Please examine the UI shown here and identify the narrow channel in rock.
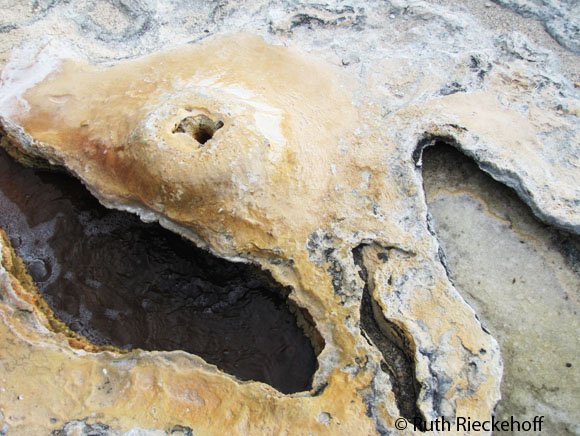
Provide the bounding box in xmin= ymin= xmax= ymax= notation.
xmin=0 ymin=147 xmax=318 ymax=394
xmin=353 ymin=244 xmax=423 ymax=425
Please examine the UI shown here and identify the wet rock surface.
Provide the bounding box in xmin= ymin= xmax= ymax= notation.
xmin=0 ymin=148 xmax=317 ymax=394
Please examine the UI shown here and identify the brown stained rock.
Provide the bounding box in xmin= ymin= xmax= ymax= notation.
xmin=0 ymin=33 xmax=506 ymax=434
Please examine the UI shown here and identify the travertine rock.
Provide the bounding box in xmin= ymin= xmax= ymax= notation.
xmin=0 ymin=33 xmax=503 ymax=435
xmin=0 ymin=1 xmax=578 ymax=434
xmin=423 ymin=145 xmax=580 ymax=435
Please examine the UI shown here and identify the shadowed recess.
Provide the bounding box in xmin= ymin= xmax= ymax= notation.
xmin=0 ymin=147 xmax=318 ymax=394
xmin=353 ymin=244 xmax=424 ymax=426
xmin=173 ymin=114 xmax=224 ymax=145
xmin=420 ymin=140 xmax=580 ymax=433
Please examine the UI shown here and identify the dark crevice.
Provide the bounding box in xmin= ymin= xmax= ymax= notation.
xmin=352 ymin=244 xmax=424 ymax=427
xmin=0 ymin=145 xmax=319 ymax=394
xmin=173 ymin=114 xmax=223 ymax=145
xmin=413 ymin=133 xmax=459 ymax=168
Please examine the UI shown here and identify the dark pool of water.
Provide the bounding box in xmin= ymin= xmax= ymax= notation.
xmin=0 ymin=148 xmax=317 ymax=394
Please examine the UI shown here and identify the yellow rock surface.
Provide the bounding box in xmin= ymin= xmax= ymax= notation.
xmin=0 ymin=34 xmax=504 ymax=434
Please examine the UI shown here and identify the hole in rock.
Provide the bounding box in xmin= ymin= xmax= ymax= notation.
xmin=172 ymin=114 xmax=223 ymax=145
xmin=0 ymin=147 xmax=318 ymax=394
xmin=420 ymin=140 xmax=580 ymax=433
xmin=353 ymin=245 xmax=424 ymax=426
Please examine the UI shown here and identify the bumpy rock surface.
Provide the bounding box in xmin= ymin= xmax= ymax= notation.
xmin=492 ymin=0 xmax=580 ymax=53
xmin=0 ymin=1 xmax=578 ymax=434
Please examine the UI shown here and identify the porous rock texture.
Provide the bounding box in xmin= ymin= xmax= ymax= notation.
xmin=0 ymin=1 xmax=578 ymax=435
xmin=491 ymin=0 xmax=580 ymax=53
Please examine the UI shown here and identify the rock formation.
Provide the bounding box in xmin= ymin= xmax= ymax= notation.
xmin=423 ymin=144 xmax=580 ymax=434
xmin=0 ymin=1 xmax=577 ymax=434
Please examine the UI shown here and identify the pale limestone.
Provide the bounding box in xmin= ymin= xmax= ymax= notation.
xmin=0 ymin=1 xmax=578 ymax=434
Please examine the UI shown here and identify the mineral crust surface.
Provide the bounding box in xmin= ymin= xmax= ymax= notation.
xmin=0 ymin=1 xmax=578 ymax=434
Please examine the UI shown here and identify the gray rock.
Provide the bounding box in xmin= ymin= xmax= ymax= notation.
xmin=492 ymin=0 xmax=580 ymax=53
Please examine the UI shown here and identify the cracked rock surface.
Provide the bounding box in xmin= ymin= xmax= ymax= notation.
xmin=0 ymin=0 xmax=578 ymax=434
